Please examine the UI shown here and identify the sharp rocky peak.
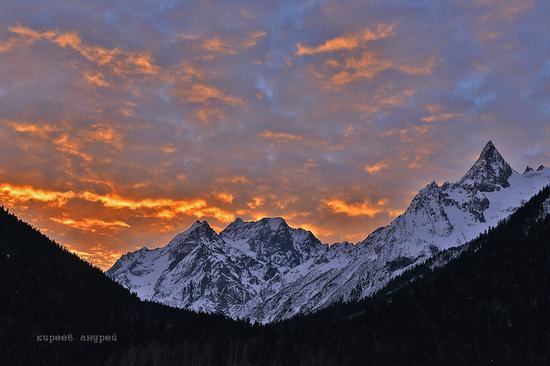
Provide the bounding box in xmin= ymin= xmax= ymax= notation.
xmin=457 ymin=141 xmax=514 ymax=192
xmin=221 ymin=217 xmax=289 ymax=236
xmin=223 ymin=217 xmax=245 ymax=232
xmin=187 ymin=219 xmax=214 ymax=233
xmin=258 ymin=217 xmax=288 ymax=230
xmin=166 ymin=219 xmax=217 ymax=247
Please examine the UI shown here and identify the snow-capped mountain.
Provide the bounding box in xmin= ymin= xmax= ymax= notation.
xmin=107 ymin=141 xmax=550 ymax=323
xmin=108 ymin=216 xmax=326 ymax=317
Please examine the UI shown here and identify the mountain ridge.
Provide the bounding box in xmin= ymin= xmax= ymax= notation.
xmin=107 ymin=141 xmax=550 ymax=323
xmin=4 ymin=182 xmax=550 ymax=365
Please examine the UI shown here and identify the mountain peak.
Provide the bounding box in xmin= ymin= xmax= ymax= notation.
xmin=458 ymin=141 xmax=514 ymax=192
xmin=166 ymin=219 xmax=216 ymax=248
xmin=259 ymin=217 xmax=287 ymax=229
xmin=480 ymin=140 xmax=496 ymax=157
xmin=189 ymin=219 xmax=212 ymax=231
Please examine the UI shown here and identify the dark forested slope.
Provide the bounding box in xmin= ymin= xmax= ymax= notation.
xmin=0 ymin=206 xmax=254 ymax=366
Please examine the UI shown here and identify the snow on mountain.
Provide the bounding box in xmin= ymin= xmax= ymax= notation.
xmin=107 ymin=217 xmax=325 ymax=317
xmin=107 ymin=141 xmax=550 ymax=323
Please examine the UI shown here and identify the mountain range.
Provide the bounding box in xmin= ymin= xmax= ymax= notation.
xmin=3 ymin=144 xmax=550 ymax=365
xmin=107 ymin=141 xmax=550 ymax=323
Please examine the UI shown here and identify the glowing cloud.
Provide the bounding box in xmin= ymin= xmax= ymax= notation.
xmin=179 ymin=83 xmax=244 ymax=106
xmin=6 ymin=25 xmax=160 ymax=76
xmin=365 ymin=162 xmax=389 ymax=174
xmin=50 ymin=217 xmax=131 ymax=232
xmin=0 ymin=184 xmax=75 ymax=206
xmin=215 ymin=192 xmax=234 ymax=203
xmin=421 ymin=104 xmax=463 ymax=123
xmin=325 ymin=53 xmax=437 ymax=86
xmin=322 ymin=199 xmax=389 ymax=217
xmin=296 ymin=23 xmax=396 ymax=55
xmin=0 ymin=0 xmax=548 ymax=270
xmin=247 ymin=197 xmax=264 ymax=209
xmin=258 ymin=130 xmax=304 ymax=142
xmin=199 ymin=31 xmax=266 ymax=57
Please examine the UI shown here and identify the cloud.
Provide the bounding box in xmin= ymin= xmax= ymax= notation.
xmin=0 ymin=182 xmax=232 ymax=222
xmin=2 ymin=119 xmax=123 ymax=160
xmin=214 ymin=192 xmax=234 ymax=203
xmin=247 ymin=196 xmax=264 ymax=209
xmin=176 ymin=83 xmax=244 ymax=106
xmin=474 ymin=0 xmax=537 ymax=20
xmin=323 ymin=53 xmax=437 ymax=86
xmin=0 ymin=0 xmax=549 ymax=269
xmin=5 ymin=24 xmax=160 ymax=77
xmin=0 ymin=183 xmax=75 ymax=206
xmin=364 ymin=162 xmax=389 ymax=174
xmin=67 ymin=243 xmax=125 ymax=269
xmin=258 ymin=130 xmax=304 ymax=142
xmin=171 ymin=82 xmax=244 ymax=122
xmin=50 ymin=217 xmax=131 ymax=232
xmin=421 ymin=104 xmax=463 ymax=123
xmin=1 ymin=120 xmax=58 ymax=138
xmin=296 ymin=23 xmax=396 ymax=55
xmin=322 ymin=198 xmax=388 ymax=217
xmin=79 ymin=191 xmax=207 ymax=212
xmin=83 ymin=71 xmax=110 ymax=87
xmin=200 ymin=31 xmax=266 ymax=56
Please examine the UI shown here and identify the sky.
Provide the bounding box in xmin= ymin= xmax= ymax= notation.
xmin=0 ymin=0 xmax=549 ymax=269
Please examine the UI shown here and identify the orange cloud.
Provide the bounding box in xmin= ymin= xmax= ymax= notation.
xmin=258 ymin=130 xmax=304 ymax=142
xmin=296 ymin=23 xmax=396 ymax=55
xmin=195 ymin=107 xmax=225 ymax=123
xmin=297 ymin=223 xmax=335 ymax=238
xmin=226 ymin=176 xmax=249 ymax=184
xmin=325 ymin=53 xmax=437 ymax=86
xmin=178 ymin=83 xmax=244 ymax=106
xmin=0 ymin=182 xmax=235 ymax=224
xmin=215 ymin=192 xmax=234 ymax=203
xmin=322 ymin=198 xmax=386 ymax=217
xmin=0 ymin=27 xmax=41 ymax=52
xmin=80 ymin=191 xmax=207 ymax=211
xmin=364 ymin=162 xmax=389 ymax=174
xmin=67 ymin=243 xmax=125 ymax=269
xmin=53 ymin=133 xmax=94 ymax=161
xmin=50 ymin=217 xmax=131 ymax=232
xmin=2 ymin=119 xmax=123 ymax=159
xmin=0 ymin=183 xmax=75 ymax=206
xmin=7 ymin=24 xmax=56 ymax=42
xmin=421 ymin=113 xmax=462 ymax=123
xmin=247 ymin=196 xmax=264 ymax=209
xmin=191 ymin=207 xmax=235 ymax=223
xmin=84 ymin=123 xmax=123 ymax=148
xmin=421 ymin=104 xmax=463 ymax=123
xmin=121 ymin=52 xmax=160 ymax=75
xmin=199 ymin=31 xmax=266 ymax=57
xmin=396 ymin=56 xmax=437 ymax=76
xmin=1 ymin=120 xmax=58 ymax=137
xmin=161 ymin=144 xmax=178 ymax=154
xmin=84 ymin=71 xmax=110 ymax=87
xmin=6 ymin=25 xmax=160 ymax=77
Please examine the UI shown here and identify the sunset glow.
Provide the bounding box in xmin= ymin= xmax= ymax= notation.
xmin=1 ymin=0 xmax=549 ymax=270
